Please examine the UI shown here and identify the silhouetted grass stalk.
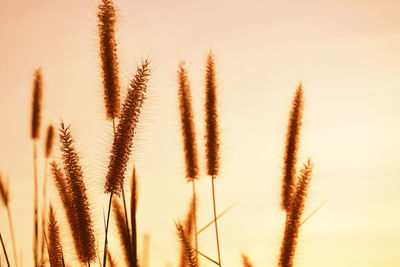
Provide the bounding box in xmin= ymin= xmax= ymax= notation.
xmin=0 ymin=232 xmax=11 ymax=267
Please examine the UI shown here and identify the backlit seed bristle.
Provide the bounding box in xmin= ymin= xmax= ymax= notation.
xmin=0 ymin=174 xmax=9 ymax=208
xmin=31 ymin=68 xmax=42 ymax=140
xmin=98 ymin=0 xmax=120 ymax=120
xmin=45 ymin=125 xmax=55 ymax=158
xmin=279 ymin=160 xmax=313 ymax=267
xmin=205 ymin=51 xmax=220 ymax=177
xmin=58 ymin=123 xmax=96 ymax=263
xmin=105 ymin=61 xmax=150 ymax=195
xmin=178 ymin=62 xmax=199 ymax=181
xmin=281 ymin=84 xmax=304 ymax=211
xmin=176 ymin=223 xmax=198 ymax=267
xmin=113 ymin=198 xmax=133 ymax=266
xmin=47 ymin=205 xmax=64 ymax=267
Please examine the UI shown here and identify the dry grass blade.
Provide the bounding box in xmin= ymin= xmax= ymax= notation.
xmin=205 ymin=52 xmax=220 ymax=177
xmin=241 ymin=253 xmax=253 ymax=267
xmin=130 ymin=168 xmax=139 ymax=267
xmin=113 ymin=198 xmax=133 ymax=266
xmin=31 ymin=68 xmax=42 ymax=140
xmin=176 ymin=223 xmax=198 ymax=267
xmin=105 ymin=61 xmax=150 ymax=195
xmin=281 ymin=84 xmax=304 ymax=211
xmin=98 ymin=0 xmax=120 ymax=120
xmin=59 ymin=123 xmax=96 ymax=263
xmin=178 ymin=62 xmax=199 ymax=181
xmin=279 ymin=160 xmax=313 ymax=267
xmin=45 ymin=125 xmax=55 ymax=158
xmin=47 ymin=206 xmax=64 ymax=267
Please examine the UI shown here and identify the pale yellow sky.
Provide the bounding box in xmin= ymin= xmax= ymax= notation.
xmin=0 ymin=0 xmax=400 ymax=266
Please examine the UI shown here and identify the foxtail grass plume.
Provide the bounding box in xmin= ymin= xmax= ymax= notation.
xmin=279 ymin=160 xmax=313 ymax=267
xmin=45 ymin=125 xmax=55 ymax=158
xmin=47 ymin=205 xmax=64 ymax=267
xmin=59 ymin=123 xmax=96 ymax=263
xmin=31 ymin=69 xmax=42 ymax=140
xmin=105 ymin=61 xmax=150 ymax=195
xmin=113 ymin=198 xmax=133 ymax=266
xmin=281 ymin=84 xmax=304 ymax=211
xmin=241 ymin=253 xmax=254 ymax=267
xmin=178 ymin=62 xmax=199 ymax=181
xmin=0 ymin=174 xmax=9 ymax=207
xmin=176 ymin=223 xmax=198 ymax=267
xmin=98 ymin=0 xmax=120 ymax=120
xmin=205 ymin=52 xmax=220 ymax=177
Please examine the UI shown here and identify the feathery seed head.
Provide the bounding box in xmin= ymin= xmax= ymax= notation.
xmin=31 ymin=68 xmax=42 ymax=140
xmin=281 ymin=83 xmax=304 ymax=211
xmin=178 ymin=62 xmax=199 ymax=181
xmin=105 ymin=61 xmax=150 ymax=195
xmin=205 ymin=52 xmax=220 ymax=177
xmin=58 ymin=123 xmax=96 ymax=263
xmin=47 ymin=205 xmax=64 ymax=267
xmin=176 ymin=222 xmax=198 ymax=267
xmin=98 ymin=0 xmax=120 ymax=120
xmin=45 ymin=124 xmax=55 ymax=158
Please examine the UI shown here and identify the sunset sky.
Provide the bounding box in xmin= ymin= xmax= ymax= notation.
xmin=0 ymin=0 xmax=400 ymax=266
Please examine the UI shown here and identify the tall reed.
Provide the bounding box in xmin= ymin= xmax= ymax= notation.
xmin=98 ymin=0 xmax=120 ymax=123
xmin=31 ymin=68 xmax=42 ymax=267
xmin=0 ymin=175 xmax=17 ymax=267
xmin=279 ymin=160 xmax=313 ymax=267
xmin=281 ymin=84 xmax=303 ymax=211
xmin=47 ymin=205 xmax=64 ymax=267
xmin=177 ymin=62 xmax=199 ymax=263
xmin=204 ymin=51 xmax=222 ymax=266
xmin=58 ymin=123 xmax=96 ymax=264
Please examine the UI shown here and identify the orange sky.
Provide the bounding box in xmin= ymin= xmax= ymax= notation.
xmin=1 ymin=0 xmax=400 ymax=266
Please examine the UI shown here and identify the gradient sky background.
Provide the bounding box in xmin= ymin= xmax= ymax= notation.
xmin=1 ymin=0 xmax=400 ymax=266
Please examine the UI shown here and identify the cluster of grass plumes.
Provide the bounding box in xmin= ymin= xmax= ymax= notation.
xmin=105 ymin=60 xmax=150 ymax=195
xmin=281 ymin=84 xmax=304 ymax=211
xmin=46 ymin=205 xmax=64 ymax=267
xmin=98 ymin=0 xmax=120 ymax=121
xmin=58 ymin=123 xmax=96 ymax=263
